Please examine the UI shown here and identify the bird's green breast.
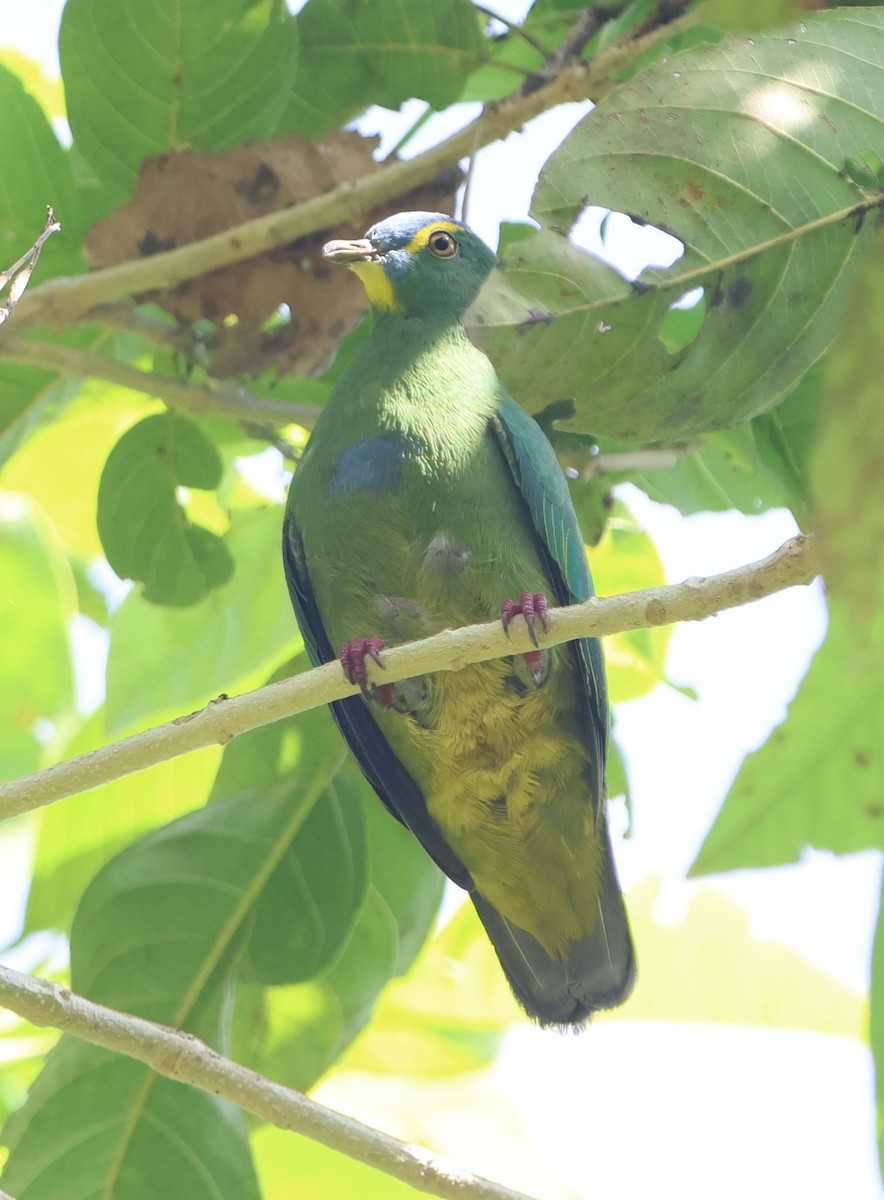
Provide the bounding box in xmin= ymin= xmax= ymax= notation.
xmin=289 ymin=317 xmax=604 ymax=955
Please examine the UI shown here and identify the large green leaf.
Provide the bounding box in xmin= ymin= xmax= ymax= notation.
xmin=0 ymin=327 xmax=111 ymax=469
xmin=1 ymin=1040 xmax=260 ymax=1200
xmin=1 ymin=380 xmax=155 ymax=559
xmin=209 ymin=712 xmax=367 ymax=986
xmin=2 ymin=709 xmax=348 ymax=1199
xmin=0 ymin=62 xmax=79 ymax=279
xmin=691 ymin=597 xmax=884 ymax=874
xmin=25 ymin=709 xmax=221 ymax=934
xmin=105 ymin=505 xmax=298 ymax=733
xmin=0 ymin=495 xmax=75 ymax=785
xmin=97 ymin=411 xmax=233 ymax=607
xmin=811 ymin=228 xmax=884 ymax=619
xmin=628 ymin=367 xmax=820 ymax=521
xmin=470 ymin=10 xmax=884 ymax=441
xmin=235 ymin=767 xmax=445 ymax=1092
xmin=59 ymin=0 xmax=299 ymax=202
xmin=282 ymin=0 xmax=484 ymax=137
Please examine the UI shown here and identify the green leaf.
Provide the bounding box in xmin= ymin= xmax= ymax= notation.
xmin=0 ymin=494 xmax=75 ymax=785
xmin=210 ymin=710 xmax=366 ymax=986
xmin=282 ymin=0 xmax=484 ymax=137
xmin=97 ymin=411 xmax=233 ymax=606
xmin=1 ymin=1042 xmax=260 ymax=1200
xmin=238 ymin=769 xmax=444 ymax=1092
xmin=254 ymin=1124 xmax=421 ymax=1200
xmin=0 ymin=328 xmax=109 ymax=469
xmin=610 ymin=875 xmax=865 ymax=1034
xmin=590 ymin=506 xmax=675 ymax=703
xmin=0 ymin=62 xmax=79 ymax=280
xmin=105 ymin=505 xmax=298 ymax=733
xmin=3 ymin=713 xmax=346 ymax=1199
xmin=342 ymin=899 xmax=520 ymax=1078
xmin=811 ymin=228 xmax=884 ymax=618
xmin=2 ymin=377 xmax=156 ymax=558
xmin=59 ymin=0 xmax=299 ymax=202
xmin=471 ymin=11 xmax=884 ymax=441
xmin=691 ymin=598 xmax=884 ymax=874
xmin=26 ymin=709 xmax=221 ymax=934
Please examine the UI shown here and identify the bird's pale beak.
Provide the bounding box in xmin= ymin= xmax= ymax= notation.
xmin=322 ymin=238 xmax=377 ymax=264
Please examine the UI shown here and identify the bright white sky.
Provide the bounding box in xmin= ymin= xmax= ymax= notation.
xmin=2 ymin=3 xmax=882 ymax=1197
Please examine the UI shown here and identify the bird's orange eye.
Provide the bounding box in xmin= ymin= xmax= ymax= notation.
xmin=427 ymin=229 xmax=458 ymax=258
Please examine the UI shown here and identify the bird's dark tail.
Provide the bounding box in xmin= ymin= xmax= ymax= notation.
xmin=470 ymin=825 xmax=635 ymax=1027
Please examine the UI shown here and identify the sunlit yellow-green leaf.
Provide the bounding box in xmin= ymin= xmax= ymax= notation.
xmin=608 ymin=876 xmax=865 ymax=1036
xmin=590 ymin=509 xmax=674 ymax=703
xmin=341 ymin=900 xmax=521 ymax=1079
xmin=692 ymin=597 xmax=884 ymax=873
xmin=0 ymin=494 xmax=75 ymax=784
xmin=1 ymin=383 xmax=155 ymax=560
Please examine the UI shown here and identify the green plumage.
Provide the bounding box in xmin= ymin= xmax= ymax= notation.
xmin=283 ymin=212 xmax=634 ymax=1025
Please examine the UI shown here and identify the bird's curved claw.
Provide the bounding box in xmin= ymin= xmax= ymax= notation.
xmin=340 ymin=636 xmax=389 ymax=703
xmin=501 ymin=591 xmax=549 ymax=649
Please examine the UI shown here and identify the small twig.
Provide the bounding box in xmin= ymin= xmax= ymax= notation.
xmin=0 ymin=535 xmax=818 ymax=822
xmin=89 ymin=301 xmax=204 ymax=353
xmin=472 ymin=3 xmax=553 ymax=58
xmin=0 ymin=335 xmax=319 ymax=426
xmin=629 ymin=0 xmax=694 ymax=42
xmin=0 ymin=208 xmax=61 ymax=327
xmin=522 ymin=2 xmax=629 ymax=95
xmin=0 ymin=965 xmax=534 ymax=1200
xmin=578 ymin=446 xmax=694 ymax=479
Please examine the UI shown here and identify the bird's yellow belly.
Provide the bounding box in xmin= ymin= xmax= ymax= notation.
xmin=363 ymin=533 xmax=603 ymax=956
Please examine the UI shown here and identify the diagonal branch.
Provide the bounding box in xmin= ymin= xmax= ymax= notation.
xmin=0 ymin=335 xmax=319 ymax=425
xmin=0 ymin=964 xmax=534 ymax=1200
xmin=6 ymin=11 xmax=696 ymax=338
xmin=0 ymin=534 xmax=818 ymax=823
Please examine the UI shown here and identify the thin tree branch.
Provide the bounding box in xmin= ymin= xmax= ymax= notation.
xmin=472 ymin=3 xmax=553 ymax=58
xmin=0 ymin=965 xmax=534 ymax=1200
xmin=0 ymin=335 xmax=319 ymax=425
xmin=0 ymin=207 xmax=60 ymax=327
xmin=0 ymin=534 xmax=818 ymax=823
xmin=5 ymin=11 xmax=696 ymax=338
xmin=522 ymin=1 xmax=629 ymax=95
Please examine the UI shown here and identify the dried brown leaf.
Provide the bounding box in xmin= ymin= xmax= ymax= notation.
xmin=86 ymin=131 xmax=460 ymax=378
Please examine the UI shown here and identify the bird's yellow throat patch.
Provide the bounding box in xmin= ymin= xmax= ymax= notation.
xmin=349 ymin=261 xmax=402 ymax=313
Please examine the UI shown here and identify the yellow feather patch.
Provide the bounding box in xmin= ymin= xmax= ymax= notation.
xmin=350 ymin=260 xmax=402 ymax=313
xmin=403 ymin=219 xmax=465 ymax=255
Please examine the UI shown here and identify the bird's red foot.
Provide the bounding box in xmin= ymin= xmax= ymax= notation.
xmin=502 ymin=591 xmax=550 ymax=685
xmin=501 ymin=591 xmax=549 ymax=647
xmin=340 ymin=637 xmax=392 ymax=705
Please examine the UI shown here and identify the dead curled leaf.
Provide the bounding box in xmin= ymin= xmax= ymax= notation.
xmin=86 ymin=131 xmax=460 ymax=379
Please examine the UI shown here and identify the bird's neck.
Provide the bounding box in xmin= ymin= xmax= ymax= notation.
xmin=327 ymin=310 xmax=501 ymax=467
xmin=366 ymin=309 xmax=469 ymax=360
